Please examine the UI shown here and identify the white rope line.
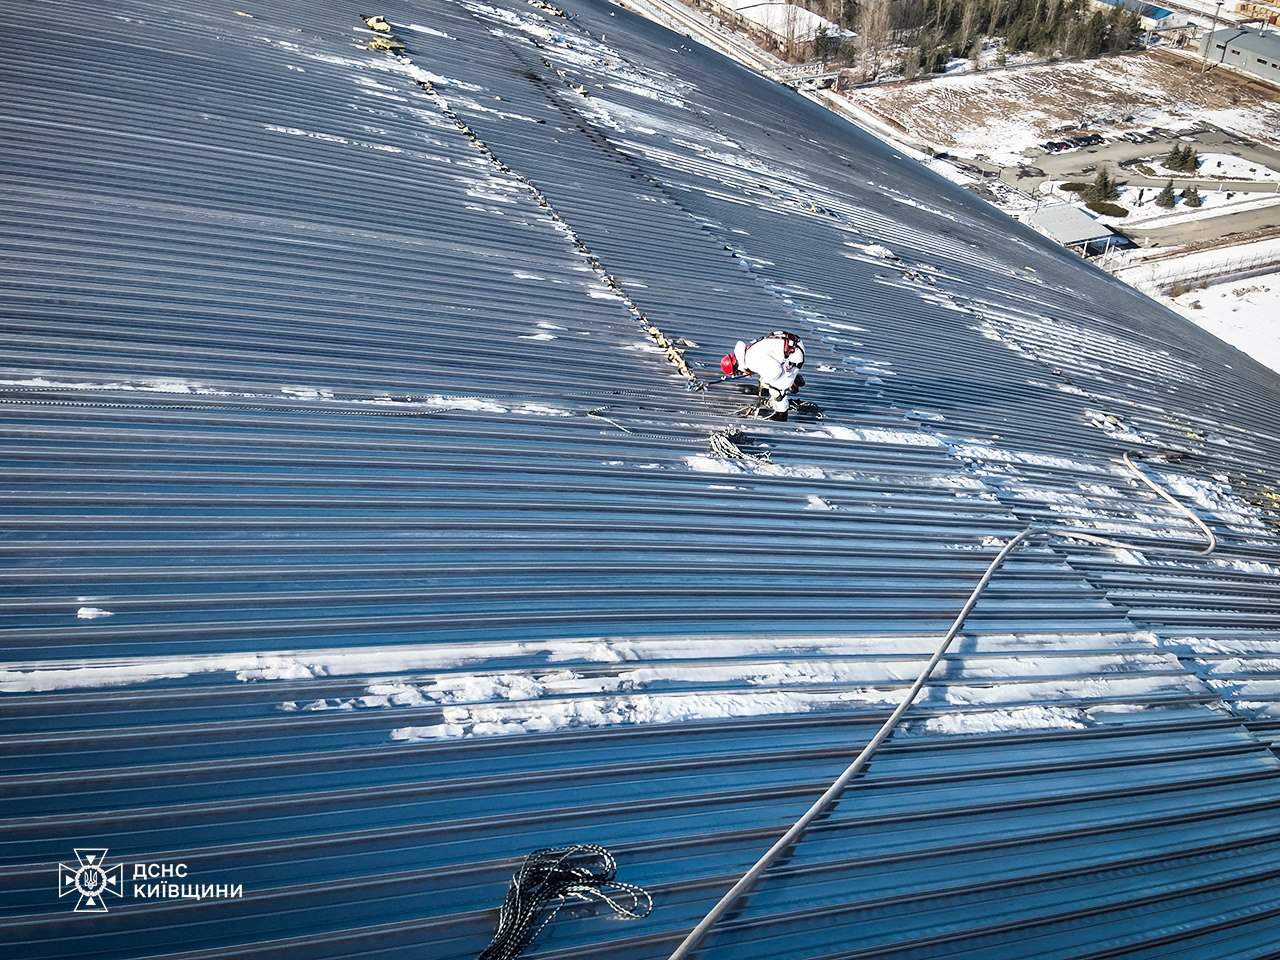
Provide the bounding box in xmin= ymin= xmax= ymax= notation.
xmin=667 ymin=450 xmax=1217 ymax=959
xmin=586 ymin=408 xmax=636 ymax=435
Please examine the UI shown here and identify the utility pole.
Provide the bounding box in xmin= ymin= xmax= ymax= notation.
xmin=1202 ymin=0 xmax=1225 ymax=74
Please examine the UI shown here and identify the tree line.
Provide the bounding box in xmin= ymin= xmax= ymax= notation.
xmin=805 ymin=0 xmax=1142 ymax=76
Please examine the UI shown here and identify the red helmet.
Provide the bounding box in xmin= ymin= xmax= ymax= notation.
xmin=720 ymin=354 xmax=738 ymax=376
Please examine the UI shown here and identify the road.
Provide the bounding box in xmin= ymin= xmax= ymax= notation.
xmin=1124 ymin=203 xmax=1280 ymax=247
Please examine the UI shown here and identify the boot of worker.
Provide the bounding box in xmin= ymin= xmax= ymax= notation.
xmin=767 ymin=389 xmax=790 ymax=422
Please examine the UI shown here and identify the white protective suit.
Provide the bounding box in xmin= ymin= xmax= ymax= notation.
xmin=734 ymin=332 xmax=805 ymax=414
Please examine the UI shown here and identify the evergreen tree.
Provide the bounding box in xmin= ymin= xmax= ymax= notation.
xmin=1085 ymin=166 xmax=1119 ymax=203
xmin=1184 ymin=185 xmax=1203 ymax=207
xmin=1084 ymin=10 xmax=1108 ymax=56
xmin=1155 ymin=180 xmax=1177 ymax=208
xmin=875 ymin=0 xmax=1136 ymax=68
xmin=1165 ymin=145 xmax=1201 ymax=173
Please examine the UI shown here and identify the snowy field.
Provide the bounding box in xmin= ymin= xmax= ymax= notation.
xmin=1165 ymin=276 xmax=1280 ymax=375
xmin=844 ymin=52 xmax=1280 ymax=164
xmin=1115 ymin=236 xmax=1280 ymax=374
xmin=1119 ymin=235 xmax=1280 ymax=288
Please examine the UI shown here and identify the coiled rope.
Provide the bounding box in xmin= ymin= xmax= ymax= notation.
xmin=479 ymin=844 xmax=652 ymax=960
xmin=708 ymin=426 xmax=770 ymax=464
xmin=666 ymin=450 xmax=1216 ymax=959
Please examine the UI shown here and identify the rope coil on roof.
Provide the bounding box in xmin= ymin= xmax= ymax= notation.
xmin=478 ymin=844 xmax=651 ymax=960
xmin=707 ymin=426 xmax=770 ymax=463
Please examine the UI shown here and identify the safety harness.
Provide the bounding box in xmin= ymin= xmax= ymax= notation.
xmin=752 ymin=330 xmax=803 ymax=364
xmin=738 ymin=331 xmax=804 ymax=376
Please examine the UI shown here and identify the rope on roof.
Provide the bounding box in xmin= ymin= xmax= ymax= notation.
xmin=667 ymin=449 xmax=1216 ymax=960
xmin=478 ymin=845 xmax=651 ymax=960
xmin=400 ymin=52 xmax=702 ymax=390
xmin=708 ymin=426 xmax=770 ymax=463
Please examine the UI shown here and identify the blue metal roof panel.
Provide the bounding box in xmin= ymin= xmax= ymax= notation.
xmin=2 ymin=0 xmax=1280 ymax=958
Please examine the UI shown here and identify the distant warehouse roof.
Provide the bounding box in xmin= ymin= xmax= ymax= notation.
xmin=1205 ymin=25 xmax=1280 ymax=59
xmin=1201 ymin=26 xmax=1280 ymax=86
xmin=1026 ymin=203 xmax=1116 ymax=248
xmin=1096 ymin=0 xmax=1176 ymax=21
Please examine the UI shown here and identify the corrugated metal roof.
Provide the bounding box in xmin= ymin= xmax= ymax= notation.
xmin=1025 ymin=205 xmax=1114 ymax=247
xmin=2 ymin=1 xmax=1279 ymax=958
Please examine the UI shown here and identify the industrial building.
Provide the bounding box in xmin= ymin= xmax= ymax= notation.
xmin=1201 ymin=25 xmax=1280 ymax=86
xmin=1094 ymin=0 xmax=1182 ymax=30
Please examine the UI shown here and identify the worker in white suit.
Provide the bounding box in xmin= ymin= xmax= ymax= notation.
xmin=720 ymin=331 xmax=806 ymax=421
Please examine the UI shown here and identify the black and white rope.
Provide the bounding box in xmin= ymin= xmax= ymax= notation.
xmin=479 ymin=844 xmax=652 ymax=960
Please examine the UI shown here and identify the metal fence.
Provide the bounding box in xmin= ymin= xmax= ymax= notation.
xmin=1119 ymin=246 xmax=1280 ymax=292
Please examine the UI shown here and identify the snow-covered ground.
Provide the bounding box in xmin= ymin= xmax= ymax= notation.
xmin=1062 ymin=182 xmax=1280 ymax=226
xmin=1114 ymin=236 xmax=1280 ymax=374
xmin=720 ymin=0 xmax=850 ymax=44
xmin=1126 ymin=190 xmax=1280 ymax=226
xmin=924 ymin=155 xmax=980 ymax=185
xmin=1164 ymin=275 xmax=1280 ymax=374
xmin=845 ymin=52 xmax=1280 ymax=164
xmin=1149 ymin=152 xmax=1280 ymax=181
xmin=1119 ymin=235 xmax=1280 ymax=289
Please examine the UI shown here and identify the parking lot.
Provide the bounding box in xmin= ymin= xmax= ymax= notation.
xmin=1022 ymin=127 xmax=1280 ymax=193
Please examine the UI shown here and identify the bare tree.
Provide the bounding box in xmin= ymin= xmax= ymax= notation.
xmin=858 ymin=0 xmax=891 ymax=79
xmin=784 ymin=2 xmax=800 ymax=60
xmin=960 ymin=0 xmax=981 ymax=45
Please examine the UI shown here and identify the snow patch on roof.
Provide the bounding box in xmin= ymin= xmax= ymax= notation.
xmin=905 ymin=704 xmax=1089 ymax=737
xmin=826 ymin=424 xmax=943 ymax=447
